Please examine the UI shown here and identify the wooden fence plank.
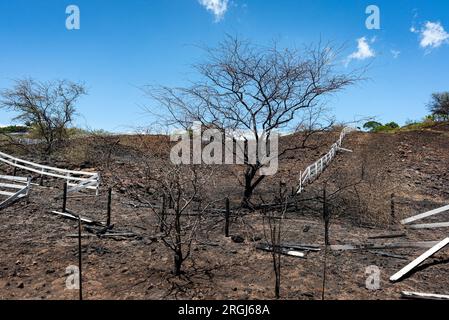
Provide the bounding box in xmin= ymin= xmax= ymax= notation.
xmin=0 ymin=183 xmax=25 ymax=189
xmin=0 ymin=191 xmax=15 ymax=197
xmin=390 ymin=238 xmax=449 ymax=282
xmin=0 ymin=175 xmax=28 ymax=182
xmin=401 ymin=205 xmax=449 ymax=225
xmin=0 ymin=151 xmax=100 ymax=193
xmin=408 ymin=222 xmax=449 ymax=229
xmin=401 ymin=291 xmax=449 ymax=300
xmin=331 ymin=241 xmax=440 ymax=251
xmin=50 ymin=211 xmax=98 ymax=225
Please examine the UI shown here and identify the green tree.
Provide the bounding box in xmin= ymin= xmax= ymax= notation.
xmin=384 ymin=122 xmax=399 ymax=129
xmin=428 ymin=92 xmax=449 ymax=121
xmin=0 ymin=79 xmax=87 ymax=154
xmin=363 ymin=121 xmax=382 ymax=132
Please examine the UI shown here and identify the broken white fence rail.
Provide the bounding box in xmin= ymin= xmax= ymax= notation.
xmin=330 ymin=241 xmax=440 ymax=251
xmin=401 ymin=205 xmax=449 ymax=225
xmin=0 ymin=150 xmax=100 ymax=194
xmin=408 ymin=222 xmax=449 ymax=230
xmin=297 ymin=127 xmax=355 ymax=194
xmin=390 ymin=237 xmax=449 ymax=282
xmin=0 ymin=175 xmax=31 ymax=210
xmin=50 ymin=210 xmax=102 ymax=225
xmin=256 ymin=244 xmax=306 ymax=258
xmin=401 ymin=291 xmax=449 ymax=301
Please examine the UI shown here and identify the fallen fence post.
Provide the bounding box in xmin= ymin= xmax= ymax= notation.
xmin=50 ymin=210 xmax=105 ymax=226
xmin=330 ymin=241 xmax=441 ymax=251
xmin=401 ymin=205 xmax=449 ymax=225
xmin=408 ymin=222 xmax=449 ymax=230
xmin=368 ymin=250 xmax=408 ymax=260
xmin=225 ymin=197 xmax=230 ymax=237
xmin=401 ymin=291 xmax=449 ymax=300
xmin=390 ymin=237 xmax=449 ymax=282
xmin=267 ymin=242 xmax=321 ymax=252
xmin=368 ymin=232 xmax=406 ymax=240
xmin=256 ymin=244 xmax=306 ymax=258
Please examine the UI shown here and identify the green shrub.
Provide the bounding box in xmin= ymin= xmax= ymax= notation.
xmin=0 ymin=125 xmax=29 ymax=134
xmin=372 ymin=122 xmax=400 ymax=133
xmin=363 ymin=121 xmax=382 ymax=132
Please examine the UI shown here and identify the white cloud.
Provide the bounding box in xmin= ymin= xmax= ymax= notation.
xmin=391 ymin=50 xmax=401 ymax=59
xmin=345 ymin=37 xmax=375 ymax=65
xmin=413 ymin=21 xmax=449 ymax=49
xmin=198 ymin=0 xmax=229 ymax=22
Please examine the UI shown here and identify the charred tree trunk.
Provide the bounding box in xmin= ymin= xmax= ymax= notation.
xmin=173 ymin=247 xmax=183 ymax=276
xmin=173 ymin=203 xmax=183 ymax=276
xmin=272 ymin=223 xmax=281 ymax=299
xmin=241 ymin=166 xmax=265 ymax=208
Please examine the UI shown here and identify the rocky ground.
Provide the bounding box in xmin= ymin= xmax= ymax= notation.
xmin=0 ymin=125 xmax=448 ymax=300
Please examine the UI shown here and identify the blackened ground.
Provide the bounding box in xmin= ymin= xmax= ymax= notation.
xmin=0 ymin=125 xmax=448 ymax=300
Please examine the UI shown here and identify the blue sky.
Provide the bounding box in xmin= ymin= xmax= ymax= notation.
xmin=0 ymin=0 xmax=448 ymax=132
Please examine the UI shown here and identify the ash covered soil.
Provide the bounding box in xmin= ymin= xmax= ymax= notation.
xmin=0 ymin=125 xmax=448 ymax=300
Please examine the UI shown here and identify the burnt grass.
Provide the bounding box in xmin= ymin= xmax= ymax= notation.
xmin=0 ymin=126 xmax=449 ymax=300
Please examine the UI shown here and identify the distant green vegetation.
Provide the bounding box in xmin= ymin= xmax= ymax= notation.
xmin=428 ymin=92 xmax=449 ymax=121
xmin=0 ymin=124 xmax=95 ymax=138
xmin=26 ymin=126 xmax=91 ymax=139
xmin=0 ymin=125 xmax=29 ymax=134
xmin=363 ymin=117 xmax=446 ymax=133
xmin=362 ymin=121 xmax=382 ymax=132
xmin=363 ymin=92 xmax=449 ymax=133
xmin=363 ymin=121 xmax=400 ymax=133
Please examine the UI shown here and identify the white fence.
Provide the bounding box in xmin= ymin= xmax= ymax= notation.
xmin=0 ymin=150 xmax=100 ymax=194
xmin=0 ymin=175 xmax=31 ymax=209
xmin=15 ymin=138 xmax=45 ymax=146
xmin=297 ymin=127 xmax=355 ymax=194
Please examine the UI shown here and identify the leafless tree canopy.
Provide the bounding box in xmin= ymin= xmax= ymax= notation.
xmin=149 ymin=37 xmax=358 ymax=131
xmin=146 ymin=36 xmax=360 ymax=206
xmin=0 ymin=78 xmax=87 ymax=154
xmin=146 ymin=164 xmax=217 ymax=276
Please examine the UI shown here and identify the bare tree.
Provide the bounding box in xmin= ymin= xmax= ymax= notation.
xmin=0 ymin=78 xmax=87 ymax=155
xmin=150 ymin=165 xmax=216 ymax=276
xmin=262 ymin=192 xmax=289 ymax=299
xmin=120 ymin=133 xmax=216 ymax=276
xmin=146 ymin=36 xmax=360 ymax=207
